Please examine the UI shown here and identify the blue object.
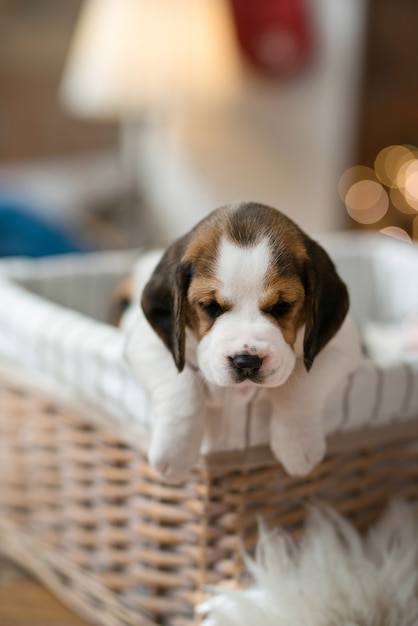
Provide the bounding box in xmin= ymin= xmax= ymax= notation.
xmin=0 ymin=199 xmax=91 ymax=258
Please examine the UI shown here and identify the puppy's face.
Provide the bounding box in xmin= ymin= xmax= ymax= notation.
xmin=188 ymin=237 xmax=305 ymax=387
xmin=141 ymin=203 xmax=349 ymax=388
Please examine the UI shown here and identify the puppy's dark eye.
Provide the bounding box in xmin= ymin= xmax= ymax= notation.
xmin=200 ymin=300 xmax=224 ymax=319
xmin=270 ymin=300 xmax=293 ymax=319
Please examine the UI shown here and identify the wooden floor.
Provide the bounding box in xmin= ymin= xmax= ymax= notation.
xmin=0 ymin=554 xmax=90 ymax=626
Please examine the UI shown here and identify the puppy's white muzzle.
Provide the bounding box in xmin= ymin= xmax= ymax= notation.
xmin=196 ymin=316 xmax=296 ymax=388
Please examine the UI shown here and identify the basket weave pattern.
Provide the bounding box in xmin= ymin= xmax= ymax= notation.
xmin=1 ymin=376 xmax=418 ymax=626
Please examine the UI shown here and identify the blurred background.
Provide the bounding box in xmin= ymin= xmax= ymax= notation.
xmin=1 ymin=0 xmax=418 ymax=258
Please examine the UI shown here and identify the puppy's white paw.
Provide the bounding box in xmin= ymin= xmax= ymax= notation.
xmin=149 ymin=443 xmax=198 ymax=485
xmin=271 ymin=427 xmax=326 ymax=477
xmin=148 ymin=427 xmax=201 ymax=485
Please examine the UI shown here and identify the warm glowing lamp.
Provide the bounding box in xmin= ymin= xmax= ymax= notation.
xmin=60 ymin=0 xmax=242 ymax=119
xmin=59 ymin=0 xmax=242 ymax=242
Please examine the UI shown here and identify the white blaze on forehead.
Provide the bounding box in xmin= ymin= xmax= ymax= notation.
xmin=216 ymin=238 xmax=271 ymax=303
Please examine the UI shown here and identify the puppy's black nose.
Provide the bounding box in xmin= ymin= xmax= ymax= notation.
xmin=230 ymin=353 xmax=263 ymax=377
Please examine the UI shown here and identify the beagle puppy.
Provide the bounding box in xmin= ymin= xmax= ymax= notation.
xmin=125 ymin=202 xmax=362 ymax=483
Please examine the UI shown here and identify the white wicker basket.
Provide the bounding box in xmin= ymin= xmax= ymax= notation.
xmin=0 ymin=233 xmax=417 ymax=626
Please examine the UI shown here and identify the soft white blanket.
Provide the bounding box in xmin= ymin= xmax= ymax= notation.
xmin=199 ymin=501 xmax=418 ymax=626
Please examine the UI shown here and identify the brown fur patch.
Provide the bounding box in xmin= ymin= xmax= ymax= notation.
xmin=225 ymin=202 xmax=308 ymax=266
xmin=187 ymin=276 xmax=222 ymax=305
xmin=183 ymin=209 xmax=229 ymax=271
xmin=187 ymin=276 xmax=232 ymax=339
xmin=259 ymin=275 xmax=306 ymax=346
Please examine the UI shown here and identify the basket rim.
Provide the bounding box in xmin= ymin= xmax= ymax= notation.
xmin=1 ymin=360 xmax=417 ymax=473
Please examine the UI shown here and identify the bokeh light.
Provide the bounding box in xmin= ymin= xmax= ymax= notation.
xmin=374 ymin=144 xmax=415 ymax=188
xmin=379 ymin=226 xmax=412 ymax=243
xmin=403 ymin=160 xmax=418 ymax=211
xmin=389 ymin=187 xmax=417 ymax=214
xmin=342 ymin=144 xmax=418 ymax=236
xmin=345 ymin=180 xmax=389 ymax=224
xmin=338 ymin=165 xmax=376 ymax=203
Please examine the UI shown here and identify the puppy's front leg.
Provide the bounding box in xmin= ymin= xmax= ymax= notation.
xmin=270 ymin=318 xmax=362 ymax=476
xmin=126 ymin=316 xmax=205 ymax=484
xmin=147 ymin=364 xmax=205 ymax=485
xmin=269 ymin=393 xmax=326 ymax=477
xmin=269 ymin=359 xmax=328 ymax=477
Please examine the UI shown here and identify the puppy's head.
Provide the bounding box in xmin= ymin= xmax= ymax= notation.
xmin=141 ymin=203 xmax=349 ymax=387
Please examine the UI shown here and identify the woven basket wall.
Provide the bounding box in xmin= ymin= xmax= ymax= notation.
xmin=1 ymin=370 xmax=418 ymax=626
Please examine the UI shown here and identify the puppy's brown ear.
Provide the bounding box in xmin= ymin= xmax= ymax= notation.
xmin=303 ymin=238 xmax=349 ymax=371
xmin=141 ymin=238 xmax=192 ymax=372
